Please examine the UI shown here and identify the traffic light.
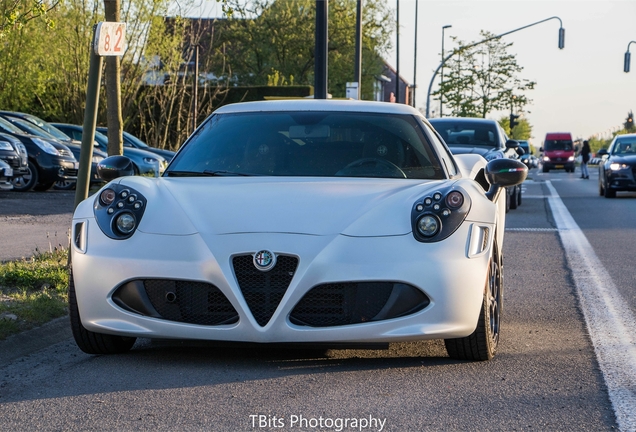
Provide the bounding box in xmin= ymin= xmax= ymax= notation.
xmin=510 ymin=113 xmax=520 ymax=129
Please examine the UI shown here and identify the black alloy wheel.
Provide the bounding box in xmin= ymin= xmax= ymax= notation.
xmin=445 ymin=239 xmax=502 ymax=361
xmin=11 ymin=160 xmax=38 ymax=192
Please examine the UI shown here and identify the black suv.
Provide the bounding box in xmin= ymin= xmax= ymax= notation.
xmin=428 ymin=117 xmax=524 ymax=211
xmin=0 ymin=116 xmax=78 ymax=191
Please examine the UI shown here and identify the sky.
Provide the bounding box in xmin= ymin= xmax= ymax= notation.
xmin=182 ymin=0 xmax=636 ymax=146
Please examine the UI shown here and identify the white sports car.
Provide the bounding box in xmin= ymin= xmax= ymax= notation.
xmin=69 ymin=100 xmax=526 ymax=361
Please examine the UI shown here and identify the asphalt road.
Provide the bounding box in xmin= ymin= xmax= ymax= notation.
xmin=0 ymin=190 xmax=75 ymax=262
xmin=0 ymin=170 xmax=625 ymax=431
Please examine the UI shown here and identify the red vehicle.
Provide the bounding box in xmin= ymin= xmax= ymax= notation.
xmin=540 ymin=132 xmax=575 ymax=173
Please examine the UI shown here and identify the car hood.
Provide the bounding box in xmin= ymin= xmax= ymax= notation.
xmin=609 ymin=154 xmax=636 ymax=164
xmin=123 ymin=146 xmax=166 ymax=162
xmin=84 ymin=177 xmax=458 ymax=237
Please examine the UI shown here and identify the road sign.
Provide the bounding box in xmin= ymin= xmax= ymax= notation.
xmin=94 ymin=22 xmax=126 ymax=56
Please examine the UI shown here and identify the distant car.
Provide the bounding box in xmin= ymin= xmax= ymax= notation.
xmin=0 ymin=114 xmax=106 ymax=190
xmin=96 ymin=127 xmax=176 ymax=162
xmin=597 ymin=133 xmax=636 ymax=198
xmin=69 ymin=100 xmax=528 ymax=360
xmin=428 ymin=117 xmax=524 ymax=211
xmin=0 ymin=117 xmax=78 ymax=192
xmin=0 ymin=132 xmax=28 ymax=183
xmin=0 ymin=159 xmax=13 ymax=190
xmin=51 ymin=123 xmax=167 ymax=177
xmin=517 ymin=140 xmax=537 ymax=169
xmin=540 ymin=132 xmax=575 ymax=173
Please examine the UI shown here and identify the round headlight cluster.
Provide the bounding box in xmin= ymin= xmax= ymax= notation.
xmin=411 ymin=187 xmax=470 ymax=243
xmin=94 ymin=185 xmax=147 ymax=240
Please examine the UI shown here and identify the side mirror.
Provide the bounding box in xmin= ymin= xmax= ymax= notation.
xmin=97 ymin=155 xmax=135 ymax=182
xmin=539 ymin=147 xmax=544 ymax=152
xmin=597 ymin=148 xmax=609 ymax=157
xmin=505 ymin=139 xmax=519 ymax=149
xmin=484 ymin=158 xmax=528 ymax=202
xmin=515 ymin=146 xmax=525 ymax=156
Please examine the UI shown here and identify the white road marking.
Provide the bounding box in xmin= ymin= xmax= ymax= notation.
xmin=546 ymin=181 xmax=636 ymax=431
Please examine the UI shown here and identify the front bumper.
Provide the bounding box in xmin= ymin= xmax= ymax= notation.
xmin=71 ymin=219 xmax=494 ymax=344
xmin=606 ymin=168 xmax=636 ymax=191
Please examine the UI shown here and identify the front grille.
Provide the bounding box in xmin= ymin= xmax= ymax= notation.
xmin=113 ymin=279 xmax=239 ymax=325
xmin=232 ymin=254 xmax=298 ymax=327
xmin=65 ymin=168 xmax=78 ymax=177
xmin=290 ymin=282 xmax=430 ymax=327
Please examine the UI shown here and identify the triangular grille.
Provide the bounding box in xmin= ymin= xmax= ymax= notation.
xmin=232 ymin=255 xmax=298 ymax=326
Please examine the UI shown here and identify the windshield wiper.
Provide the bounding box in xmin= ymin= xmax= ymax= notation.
xmin=165 ymin=170 xmax=254 ymax=177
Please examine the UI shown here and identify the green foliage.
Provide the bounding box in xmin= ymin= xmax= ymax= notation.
xmin=0 ymin=249 xmax=69 ymax=340
xmin=0 ymin=0 xmax=59 ymax=38
xmin=434 ymin=31 xmax=535 ymax=118
xmin=224 ymin=0 xmax=392 ymax=99
xmin=498 ymin=115 xmax=532 ymax=140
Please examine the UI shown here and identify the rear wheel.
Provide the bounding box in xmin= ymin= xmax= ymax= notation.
xmin=12 ymin=160 xmax=38 ymax=192
xmin=445 ymin=240 xmax=502 ymax=361
xmin=54 ymin=180 xmax=76 ymax=190
xmin=69 ymin=269 xmax=136 ymax=354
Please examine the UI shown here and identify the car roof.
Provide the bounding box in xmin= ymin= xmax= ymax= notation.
xmin=428 ymin=117 xmax=499 ymax=125
xmin=214 ymin=99 xmax=421 ymax=116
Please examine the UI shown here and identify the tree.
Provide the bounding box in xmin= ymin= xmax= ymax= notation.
xmin=0 ymin=0 xmax=60 ymax=38
xmin=498 ymin=115 xmax=532 ymax=140
xmin=434 ymin=31 xmax=535 ymax=118
xmin=222 ymin=0 xmax=392 ymax=99
xmin=624 ymin=110 xmax=634 ymax=132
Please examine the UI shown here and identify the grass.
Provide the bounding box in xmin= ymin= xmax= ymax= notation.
xmin=0 ymin=248 xmax=69 ymax=340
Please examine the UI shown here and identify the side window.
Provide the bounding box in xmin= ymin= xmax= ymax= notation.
xmin=424 ymin=121 xmax=458 ymax=177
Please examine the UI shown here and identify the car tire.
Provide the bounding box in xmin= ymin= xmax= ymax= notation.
xmin=509 ymin=186 xmax=518 ymax=210
xmin=445 ymin=239 xmax=502 ymax=361
xmin=599 ymin=177 xmax=605 ymax=196
xmin=54 ymin=180 xmax=76 ymax=190
xmin=69 ymin=269 xmax=136 ymax=354
xmin=516 ymin=186 xmax=522 ymax=207
xmin=33 ymin=181 xmax=55 ymax=192
xmin=604 ymin=186 xmax=616 ymax=198
xmin=11 ymin=160 xmax=38 ymax=192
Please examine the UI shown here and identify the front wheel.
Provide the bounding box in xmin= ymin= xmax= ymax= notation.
xmin=445 ymin=240 xmax=502 ymax=361
xmin=69 ymin=269 xmax=136 ymax=354
xmin=604 ymin=186 xmax=616 ymax=198
xmin=12 ymin=160 xmax=38 ymax=192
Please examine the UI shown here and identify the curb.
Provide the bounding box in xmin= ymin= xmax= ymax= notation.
xmin=0 ymin=316 xmax=71 ymax=365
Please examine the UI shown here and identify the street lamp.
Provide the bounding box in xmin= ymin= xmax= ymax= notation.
xmin=426 ymin=16 xmax=565 ymax=117
xmin=624 ymin=41 xmax=636 ymax=72
xmin=440 ymin=24 xmax=452 ymax=117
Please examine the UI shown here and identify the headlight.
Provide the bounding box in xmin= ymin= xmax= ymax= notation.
xmin=94 ymin=184 xmax=147 ymax=239
xmin=31 ymin=138 xmax=60 ymax=155
xmin=568 ymin=156 xmax=575 ymax=162
xmin=15 ymin=142 xmax=27 ymax=156
xmin=411 ymin=186 xmax=471 ymax=243
xmin=610 ymin=163 xmax=629 ymax=171
xmin=543 ymin=156 xmax=550 ymax=162
xmin=485 ymin=152 xmax=502 ymax=161
xmin=0 ymin=141 xmax=12 ymax=151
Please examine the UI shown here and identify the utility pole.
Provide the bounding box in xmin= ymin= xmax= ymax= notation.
xmin=103 ymin=0 xmax=123 ymax=156
xmin=314 ymin=0 xmax=328 ymax=99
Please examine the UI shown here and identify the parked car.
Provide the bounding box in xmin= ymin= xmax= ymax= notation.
xmin=517 ymin=140 xmax=537 ymax=169
xmin=69 ymin=99 xmax=527 ymax=360
xmin=597 ymin=133 xmax=636 ymax=198
xmin=540 ymin=132 xmax=575 ymax=173
xmin=96 ymin=127 xmax=176 ymax=161
xmin=52 ymin=123 xmax=167 ymax=177
xmin=0 ymin=111 xmax=82 ymax=146
xmin=0 ymin=116 xmax=78 ymax=191
xmin=0 ymin=132 xmax=28 ymax=183
xmin=0 ymin=159 xmax=13 ymax=190
xmin=428 ymin=117 xmax=524 ymax=211
xmin=0 ymin=114 xmax=106 ymax=190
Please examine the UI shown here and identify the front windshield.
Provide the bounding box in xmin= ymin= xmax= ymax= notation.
xmin=429 ymin=121 xmax=499 ymax=148
xmin=0 ymin=116 xmax=24 ymax=134
xmin=9 ymin=118 xmax=59 ymax=141
xmin=23 ymin=114 xmax=73 ymax=141
xmin=612 ymin=138 xmax=636 ymax=155
xmin=544 ymin=139 xmax=573 ymax=151
xmin=167 ymin=111 xmax=445 ymax=179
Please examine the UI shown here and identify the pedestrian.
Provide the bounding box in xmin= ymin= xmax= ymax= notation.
xmin=580 ymin=140 xmax=591 ymax=179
